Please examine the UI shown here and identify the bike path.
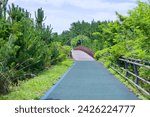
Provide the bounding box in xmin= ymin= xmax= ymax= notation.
xmin=41 ymin=61 xmax=138 ymax=100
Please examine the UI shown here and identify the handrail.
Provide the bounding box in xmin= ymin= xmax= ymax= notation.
xmin=111 ymin=57 xmax=150 ymax=96
xmin=111 ymin=65 xmax=150 ymax=96
xmin=122 ymin=57 xmax=150 ymax=65
xmin=119 ymin=58 xmax=150 ymax=70
xmin=112 ymin=63 xmax=150 ymax=85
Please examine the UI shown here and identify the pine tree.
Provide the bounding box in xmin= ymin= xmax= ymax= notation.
xmin=0 ymin=0 xmax=8 ymax=19
xmin=35 ymin=8 xmax=46 ymax=28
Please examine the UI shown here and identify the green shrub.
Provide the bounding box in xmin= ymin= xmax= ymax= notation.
xmin=61 ymin=45 xmax=72 ymax=58
xmin=0 ymin=4 xmax=55 ymax=94
xmin=94 ymin=48 xmax=110 ymax=60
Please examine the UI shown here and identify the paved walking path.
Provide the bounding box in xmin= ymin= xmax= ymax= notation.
xmin=41 ymin=50 xmax=138 ymax=100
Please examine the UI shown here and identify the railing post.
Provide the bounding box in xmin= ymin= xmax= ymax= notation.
xmin=133 ymin=64 xmax=139 ymax=84
xmin=125 ymin=61 xmax=129 ymax=77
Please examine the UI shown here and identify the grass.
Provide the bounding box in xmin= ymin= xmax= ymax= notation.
xmin=0 ymin=59 xmax=74 ymax=100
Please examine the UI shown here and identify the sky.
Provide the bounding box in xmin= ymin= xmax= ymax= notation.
xmin=8 ymin=0 xmax=148 ymax=34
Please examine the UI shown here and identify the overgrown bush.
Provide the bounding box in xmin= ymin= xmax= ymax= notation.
xmin=94 ymin=0 xmax=150 ymax=96
xmin=0 ymin=3 xmax=69 ymax=94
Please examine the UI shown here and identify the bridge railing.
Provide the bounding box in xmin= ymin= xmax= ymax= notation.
xmin=111 ymin=57 xmax=150 ymax=96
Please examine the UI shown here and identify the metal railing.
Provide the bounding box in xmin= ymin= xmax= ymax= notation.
xmin=111 ymin=57 xmax=150 ymax=96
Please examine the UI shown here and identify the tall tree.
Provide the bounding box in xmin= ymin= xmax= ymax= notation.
xmin=0 ymin=0 xmax=8 ymax=19
xmin=35 ymin=8 xmax=46 ymax=28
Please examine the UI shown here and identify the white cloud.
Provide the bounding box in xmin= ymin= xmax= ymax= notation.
xmin=7 ymin=0 xmax=145 ymax=33
xmin=8 ymin=0 xmax=136 ymax=10
xmin=89 ymin=12 xmax=117 ymax=21
xmin=47 ymin=0 xmax=136 ymax=11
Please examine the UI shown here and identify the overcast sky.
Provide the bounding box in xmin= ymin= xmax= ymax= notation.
xmin=8 ymin=0 xmax=147 ymax=33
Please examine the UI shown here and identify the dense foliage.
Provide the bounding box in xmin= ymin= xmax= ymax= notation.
xmin=94 ymin=1 xmax=150 ymax=66
xmin=58 ymin=20 xmax=103 ymax=51
xmin=0 ymin=1 xmax=71 ymax=94
xmin=94 ymin=1 xmax=150 ymax=94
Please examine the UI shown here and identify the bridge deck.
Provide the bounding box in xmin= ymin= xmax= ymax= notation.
xmin=41 ymin=60 xmax=138 ymax=100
